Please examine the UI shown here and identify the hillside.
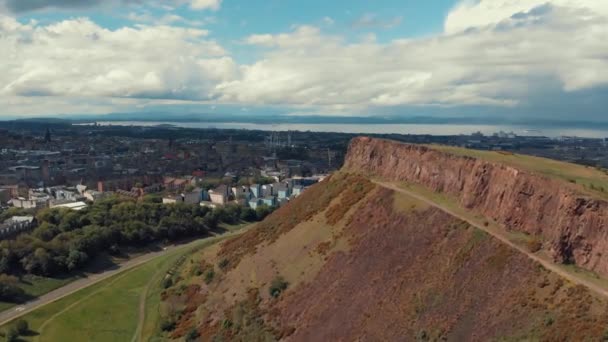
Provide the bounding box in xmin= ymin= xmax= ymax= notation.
xmin=156 ymin=154 xmax=608 ymax=341
xmin=346 ymin=137 xmax=608 ymax=278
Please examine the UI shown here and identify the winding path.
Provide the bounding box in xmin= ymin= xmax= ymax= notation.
xmin=130 ymin=264 xmax=166 ymax=342
xmin=375 ymin=180 xmax=608 ymax=300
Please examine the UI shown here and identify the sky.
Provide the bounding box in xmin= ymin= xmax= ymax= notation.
xmin=1 ymin=0 xmax=607 ymax=122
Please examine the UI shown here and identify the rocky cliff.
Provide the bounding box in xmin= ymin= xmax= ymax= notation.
xmin=344 ymin=137 xmax=608 ymax=277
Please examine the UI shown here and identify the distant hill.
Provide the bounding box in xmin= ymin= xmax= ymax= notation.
xmin=154 ymin=138 xmax=608 ymax=341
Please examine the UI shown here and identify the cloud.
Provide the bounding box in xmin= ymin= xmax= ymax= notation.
xmin=2 ymin=0 xmax=608 ymax=119
xmin=351 ymin=13 xmax=403 ymax=29
xmin=445 ymin=0 xmax=608 ymax=34
xmin=0 ymin=15 xmax=236 ymax=106
xmin=0 ymin=0 xmax=222 ymax=14
xmin=219 ymin=0 xmax=608 ymax=115
xmin=126 ymin=11 xmax=213 ymax=27
xmin=0 ymin=0 xmax=135 ymax=13
xmin=190 ymin=0 xmax=221 ymax=11
xmin=322 ymin=16 xmax=334 ymax=26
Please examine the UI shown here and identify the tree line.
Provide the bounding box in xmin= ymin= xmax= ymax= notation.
xmin=0 ymin=195 xmax=273 ymax=301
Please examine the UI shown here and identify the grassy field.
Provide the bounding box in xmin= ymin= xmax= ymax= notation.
xmin=0 ymin=276 xmax=80 ymax=312
xmin=0 ymin=232 xmax=244 ymax=342
xmin=428 ymin=144 xmax=608 ymax=198
xmin=0 ymin=252 xmax=167 ymax=312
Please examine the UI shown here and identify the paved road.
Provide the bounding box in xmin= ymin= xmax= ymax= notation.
xmin=0 ymin=238 xmax=210 ymax=326
xmin=375 ymin=181 xmax=608 ymax=300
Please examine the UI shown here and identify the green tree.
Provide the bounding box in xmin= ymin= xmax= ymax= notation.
xmin=255 ymin=205 xmax=273 ymax=221
xmin=5 ymin=327 xmax=18 ymax=342
xmin=15 ymin=319 xmax=28 ymax=335
xmin=66 ymin=249 xmax=88 ymax=271
xmin=239 ymin=208 xmax=256 ymax=222
xmin=0 ymin=278 xmax=26 ymax=303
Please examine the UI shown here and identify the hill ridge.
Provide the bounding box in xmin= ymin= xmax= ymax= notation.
xmin=345 ymin=137 xmax=608 ymax=278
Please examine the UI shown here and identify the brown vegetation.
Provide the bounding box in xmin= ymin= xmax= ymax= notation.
xmin=216 ymin=173 xmax=374 ymax=271
xmin=275 ymin=188 xmax=608 ymax=341
xmin=344 ymin=137 xmax=608 ymax=277
xmin=159 ymin=165 xmax=608 ymax=341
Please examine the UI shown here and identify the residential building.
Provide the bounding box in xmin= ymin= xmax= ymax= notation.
xmin=0 ymin=216 xmax=35 ymax=238
xmin=248 ymin=198 xmax=261 ymax=209
xmin=260 ymin=184 xmax=273 ymax=197
xmin=183 ymin=188 xmax=203 ymax=204
xmin=232 ymin=186 xmax=251 ymax=200
xmin=292 ymin=185 xmax=304 ymax=197
xmin=0 ymin=185 xmax=19 ymax=198
xmin=209 ymin=185 xmax=229 ymax=205
xmin=84 ymin=190 xmax=105 ymax=202
xmin=249 ymin=184 xmax=261 ymax=198
xmin=162 ymin=197 xmax=178 ymax=204
xmin=276 ymin=184 xmax=290 ymax=199
xmin=0 ymin=189 xmax=9 ymax=204
xmin=10 ymin=197 xmax=47 ymax=209
xmin=50 ymin=201 xmax=88 ymax=211
xmin=261 ymin=196 xmax=276 ymax=207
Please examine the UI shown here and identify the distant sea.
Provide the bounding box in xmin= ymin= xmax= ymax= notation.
xmin=85 ymin=121 xmax=608 ymax=139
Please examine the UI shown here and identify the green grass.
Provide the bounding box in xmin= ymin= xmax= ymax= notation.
xmin=0 ymin=275 xmax=81 ymax=312
xmin=428 ymin=144 xmax=608 ymax=199
xmin=0 ymin=235 xmax=238 ymax=342
xmin=219 ymin=221 xmax=255 ymax=232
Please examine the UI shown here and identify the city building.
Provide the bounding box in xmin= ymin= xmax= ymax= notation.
xmin=291 ymin=185 xmax=304 ymax=197
xmin=249 ymin=184 xmax=261 ymax=198
xmin=209 ymin=185 xmax=229 ymax=205
xmin=0 ymin=216 xmax=35 ymax=238
xmin=84 ymin=190 xmax=105 ymax=202
xmin=50 ymin=201 xmax=88 ymax=211
xmin=261 ymin=196 xmax=276 ymax=207
xmin=276 ymin=184 xmax=290 ymax=199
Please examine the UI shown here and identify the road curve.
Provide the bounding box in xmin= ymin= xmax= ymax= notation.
xmin=0 ymin=236 xmax=217 ymax=326
xmin=375 ymin=181 xmax=608 ymax=300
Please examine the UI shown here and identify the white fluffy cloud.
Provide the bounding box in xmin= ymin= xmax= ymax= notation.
xmin=218 ymin=0 xmax=608 ymax=112
xmin=445 ymin=0 xmax=608 ymax=33
xmin=189 ymin=0 xmax=221 ymax=11
xmin=0 ymin=15 xmax=236 ymax=109
xmin=1 ymin=0 xmax=608 ymax=117
xmin=0 ymin=0 xmax=222 ymax=14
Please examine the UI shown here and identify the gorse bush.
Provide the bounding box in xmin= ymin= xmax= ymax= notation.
xmin=269 ymin=276 xmax=289 ymax=298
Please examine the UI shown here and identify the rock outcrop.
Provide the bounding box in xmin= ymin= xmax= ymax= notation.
xmin=345 ymin=137 xmax=608 ymax=277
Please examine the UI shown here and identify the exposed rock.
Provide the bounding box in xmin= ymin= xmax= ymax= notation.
xmin=344 ymin=137 xmax=608 ymax=276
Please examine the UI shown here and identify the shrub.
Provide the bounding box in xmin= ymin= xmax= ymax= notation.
xmin=222 ymin=319 xmax=233 ymax=330
xmin=218 ymin=258 xmax=229 ymax=270
xmin=186 ymin=328 xmax=200 ymax=342
xmin=15 ymin=319 xmax=28 ymax=335
xmin=162 ymin=277 xmax=173 ymax=289
xmin=160 ymin=319 xmax=175 ymax=332
xmin=527 ymin=238 xmax=543 ymax=253
xmin=269 ymin=276 xmax=289 ymax=298
xmin=0 ymin=279 xmax=26 ymax=303
xmin=204 ymin=270 xmax=215 ymax=284
xmin=5 ymin=327 xmax=18 ymax=342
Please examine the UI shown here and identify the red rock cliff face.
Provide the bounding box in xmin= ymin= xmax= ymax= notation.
xmin=344 ymin=137 xmax=608 ymax=277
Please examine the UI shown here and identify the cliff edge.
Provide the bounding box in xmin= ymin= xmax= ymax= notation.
xmin=345 ymin=137 xmax=608 ymax=277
